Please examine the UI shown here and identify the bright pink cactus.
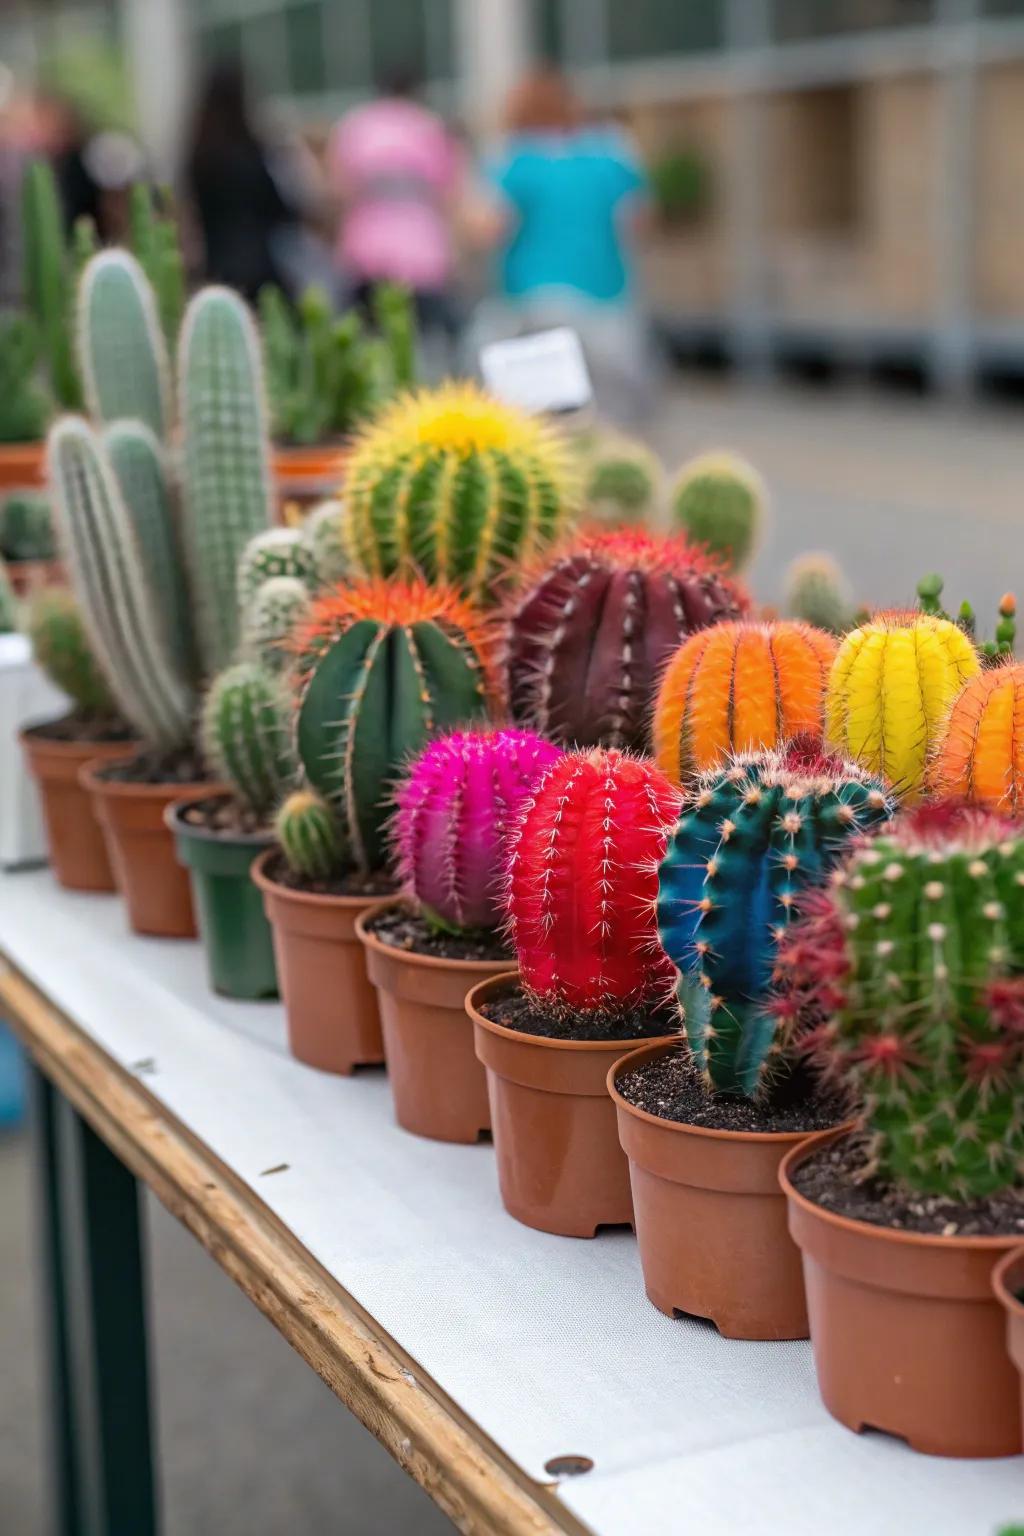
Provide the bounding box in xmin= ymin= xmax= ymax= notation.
xmin=393 ymin=727 xmax=562 ymax=932
xmin=506 ymin=747 xmax=682 ymax=1015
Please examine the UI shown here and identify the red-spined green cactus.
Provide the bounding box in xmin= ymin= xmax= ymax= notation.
xmin=776 ymin=802 xmax=1024 ymax=1198
xmin=506 ymin=747 xmax=681 ymax=1018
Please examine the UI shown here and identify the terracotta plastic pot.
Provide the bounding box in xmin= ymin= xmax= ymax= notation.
xmin=467 ymin=973 xmax=674 ymax=1237
xmin=252 ymin=849 xmax=384 ymax=1074
xmin=993 ymin=1247 xmax=1024 ymax=1454
xmin=81 ymin=764 xmax=218 ymax=938
xmin=167 ymin=798 xmax=278 ymax=1000
xmin=273 ymin=444 xmax=347 ymax=513
xmin=7 ymin=559 xmax=63 ymax=597
xmin=0 ymin=441 xmax=44 ymax=491
xmin=781 ymin=1128 xmax=1023 ymax=1458
xmin=20 ymin=727 xmax=135 ymax=892
xmin=357 ymin=901 xmax=506 ymax=1142
xmin=609 ymin=1040 xmax=830 ymax=1339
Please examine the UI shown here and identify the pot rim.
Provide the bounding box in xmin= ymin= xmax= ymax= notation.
xmin=20 ymin=721 xmax=136 ymax=758
xmin=356 ymin=898 xmax=517 ymax=976
xmin=252 ymin=847 xmax=397 ymax=914
xmin=779 ymin=1126 xmax=1024 ymax=1253
xmin=80 ymin=755 xmax=223 ymax=801
xmin=607 ymin=1038 xmax=840 ymax=1147
xmin=992 ymin=1245 xmax=1024 ymax=1316
xmin=272 ymin=442 xmax=349 ymax=471
xmin=164 ymin=792 xmax=275 ymax=847
xmin=466 ymin=971 xmax=676 ymax=1057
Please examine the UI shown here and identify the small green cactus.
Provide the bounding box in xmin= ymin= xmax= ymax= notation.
xmin=917 ymin=573 xmax=1016 ymax=664
xmin=301 ymin=499 xmax=348 ymax=585
xmin=21 ymin=158 xmax=80 ymax=409
xmin=201 ymin=661 xmax=296 ymax=817
xmin=671 ymin=450 xmax=764 ymax=572
xmin=275 ymin=789 xmax=342 ymax=879
xmin=0 ymin=560 xmax=17 ymax=633
xmin=23 ymin=586 xmax=116 ymax=714
xmin=584 ymin=434 xmax=662 ymax=523
xmin=243 ymin=576 xmax=311 ymax=673
xmin=0 ymin=493 xmax=54 ymax=562
xmin=0 ymin=314 xmax=48 ymax=444
xmin=78 ymin=250 xmax=170 ymax=439
xmin=784 ymin=552 xmax=853 ymax=634
xmin=128 ymin=182 xmax=186 ymax=353
xmin=237 ymin=528 xmax=318 ymax=611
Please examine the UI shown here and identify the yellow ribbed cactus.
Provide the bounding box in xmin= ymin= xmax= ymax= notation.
xmin=825 ymin=612 xmax=980 ymax=798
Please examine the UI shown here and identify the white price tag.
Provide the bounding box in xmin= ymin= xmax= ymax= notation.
xmin=479 ymin=328 xmax=593 ymax=416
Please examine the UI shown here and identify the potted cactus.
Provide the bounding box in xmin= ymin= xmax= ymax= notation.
xmin=670 ymin=450 xmax=765 ymax=573
xmin=917 ymin=572 xmax=1017 ymax=665
xmin=580 ymin=431 xmax=664 ymax=525
xmin=0 ymin=315 xmax=50 ymax=492
xmin=609 ymin=739 xmax=893 ymax=1339
xmin=252 ymin=577 xmax=495 ymax=1073
xmin=653 ymin=618 xmax=837 ymax=783
xmin=19 ymin=588 xmax=135 ymax=890
xmin=465 ymin=747 xmax=680 ymax=1237
xmin=357 ymin=727 xmax=561 ymax=1142
xmin=777 ymin=802 xmax=1024 ymax=1457
xmin=504 ymin=528 xmax=747 ymax=751
xmin=0 ymin=490 xmax=62 ymax=595
xmin=51 ymin=269 xmax=276 ymax=937
xmin=993 ymin=1247 xmax=1024 ymax=1451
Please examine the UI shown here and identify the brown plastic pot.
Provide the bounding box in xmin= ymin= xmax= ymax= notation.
xmin=609 ymin=1040 xmax=832 ymax=1339
xmin=81 ymin=762 xmax=220 ymax=938
xmin=992 ymin=1247 xmax=1024 ymax=1454
xmin=20 ymin=726 xmax=135 ymax=891
xmin=0 ymin=441 xmax=44 ymax=491
xmin=357 ymin=901 xmax=506 ymax=1142
xmin=467 ymin=973 xmax=675 ymax=1237
xmin=273 ymin=444 xmax=348 ymax=513
xmin=252 ymin=850 xmax=385 ymax=1074
xmin=781 ymin=1128 xmax=1023 ymax=1458
xmin=7 ymin=559 xmax=64 ymax=597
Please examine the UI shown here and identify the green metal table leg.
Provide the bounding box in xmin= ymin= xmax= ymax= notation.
xmin=30 ymin=1061 xmax=159 ymax=1536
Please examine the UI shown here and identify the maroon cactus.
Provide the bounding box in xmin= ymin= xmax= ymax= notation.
xmin=503 ymin=527 xmax=748 ymax=751
xmin=393 ymin=727 xmax=562 ymax=933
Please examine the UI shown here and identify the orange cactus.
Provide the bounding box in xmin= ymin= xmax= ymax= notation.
xmin=653 ymin=619 xmax=837 ymax=783
xmin=930 ymin=661 xmax=1024 ymax=811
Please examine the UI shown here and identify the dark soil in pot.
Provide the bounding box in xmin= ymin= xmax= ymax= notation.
xmin=617 ymin=1050 xmax=847 ymax=1135
xmin=24 ymin=713 xmax=134 ymax=746
xmin=366 ymin=906 xmax=510 ymax=964
xmin=481 ymin=984 xmax=676 ymax=1043
xmin=96 ymin=746 xmax=208 ymax=785
xmin=261 ymin=848 xmax=395 ymax=900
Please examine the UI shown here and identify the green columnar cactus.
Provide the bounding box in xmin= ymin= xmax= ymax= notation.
xmin=47 ymin=416 xmax=194 ymax=747
xmin=0 ymin=560 xmax=16 ymax=632
xmin=23 ymin=587 xmax=115 ymax=713
xmin=777 ymin=803 xmax=1024 ymax=1199
xmin=0 ymin=493 xmax=54 ymax=561
xmin=275 ymin=789 xmax=343 ymax=879
xmin=78 ymin=250 xmax=170 ymax=439
xmin=0 ymin=315 xmax=48 ymax=443
xmin=784 ymin=552 xmax=854 ymax=634
xmin=102 ymin=421 xmax=195 ymax=680
xmin=373 ymin=283 xmax=416 ymax=390
xmin=128 ymin=182 xmax=186 ymax=352
xmin=201 ymin=661 xmax=295 ymax=817
xmin=301 ymin=499 xmax=348 ymax=584
xmin=671 ymin=450 xmax=765 ymax=572
xmin=657 ymin=739 xmax=894 ymax=1095
xmin=178 ymin=286 xmax=275 ymax=675
xmin=237 ymin=528 xmax=318 ymax=611
xmin=21 ymin=158 xmax=80 ymax=409
xmin=243 ymin=576 xmax=311 ymax=673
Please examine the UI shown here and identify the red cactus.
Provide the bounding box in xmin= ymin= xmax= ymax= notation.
xmin=506 ymin=746 xmax=682 ymax=1015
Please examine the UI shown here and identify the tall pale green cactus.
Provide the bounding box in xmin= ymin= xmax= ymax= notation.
xmin=47 ymin=416 xmax=194 ymax=748
xmin=179 ymin=287 xmax=275 ymax=675
xmin=78 ymin=251 xmax=170 ymax=439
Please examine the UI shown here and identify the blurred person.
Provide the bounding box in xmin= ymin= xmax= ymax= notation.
xmin=327 ymin=69 xmax=462 ymax=366
xmin=470 ymin=68 xmax=654 ymax=423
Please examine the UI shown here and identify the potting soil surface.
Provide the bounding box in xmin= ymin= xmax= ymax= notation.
xmin=367 ymin=906 xmax=511 ymax=963
xmin=616 ymin=1051 xmax=847 ymax=1134
xmin=483 ymin=988 xmax=677 ymax=1042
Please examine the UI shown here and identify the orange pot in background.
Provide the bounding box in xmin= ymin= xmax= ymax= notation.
xmin=0 ymin=441 xmax=45 ymax=492
xmin=20 ymin=729 xmax=135 ymax=891
xmin=273 ymin=444 xmax=347 ymax=517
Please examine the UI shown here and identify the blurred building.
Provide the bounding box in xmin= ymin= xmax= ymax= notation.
xmin=4 ymin=0 xmax=1024 ymax=391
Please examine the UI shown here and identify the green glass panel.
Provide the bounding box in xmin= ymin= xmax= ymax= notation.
xmin=535 ymin=0 xmax=566 ymax=62
xmin=606 ymin=0 xmax=724 ymax=60
xmin=286 ymin=1 xmax=327 ymax=94
xmin=772 ymin=0 xmax=933 ymax=41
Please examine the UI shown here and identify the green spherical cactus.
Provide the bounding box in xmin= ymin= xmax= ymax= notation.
xmin=23 ymin=587 xmax=116 ymax=714
xmin=77 ymin=250 xmax=170 ymax=439
xmin=237 ymin=527 xmax=318 ymax=611
xmin=179 ymin=286 xmax=275 ymax=676
xmin=0 ymin=492 xmax=54 ymax=561
xmin=201 ymin=661 xmax=295 ymax=817
xmin=585 ymin=435 xmax=662 ymax=524
xmin=784 ymin=552 xmax=853 ymax=634
xmin=301 ymin=499 xmax=348 ymax=586
xmin=243 ymin=575 xmax=311 ymax=673
xmin=275 ymin=789 xmax=342 ymax=879
xmin=671 ymin=450 xmax=764 ymax=572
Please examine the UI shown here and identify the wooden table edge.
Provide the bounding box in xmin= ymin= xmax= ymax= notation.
xmin=0 ymin=955 xmax=593 ymax=1536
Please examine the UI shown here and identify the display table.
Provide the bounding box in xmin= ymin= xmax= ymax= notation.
xmin=1 ymin=869 xmax=1020 ymax=1536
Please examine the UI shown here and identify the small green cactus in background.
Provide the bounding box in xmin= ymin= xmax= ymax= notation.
xmin=237 ymin=528 xmax=318 ymax=611
xmin=917 ymin=573 xmax=1016 ymax=665
xmin=0 ymin=560 xmax=17 ymax=633
xmin=78 ymin=250 xmax=171 ymax=439
xmin=201 ymin=661 xmax=296 ymax=817
xmin=584 ymin=433 xmax=662 ymax=524
xmin=671 ymin=450 xmax=765 ymax=572
xmin=0 ymin=492 xmax=54 ymax=563
xmin=128 ymin=182 xmax=186 ymax=353
xmin=372 ymin=282 xmax=416 ymax=390
xmin=784 ymin=552 xmax=854 ymax=634
xmin=23 ymin=587 xmax=116 ymax=715
xmin=0 ymin=314 xmax=49 ymax=444
xmin=21 ymin=158 xmax=81 ymax=409
xmin=301 ymin=499 xmax=348 ymax=585
xmin=275 ymin=788 xmax=342 ymax=879
xmin=243 ymin=576 xmax=311 ymax=673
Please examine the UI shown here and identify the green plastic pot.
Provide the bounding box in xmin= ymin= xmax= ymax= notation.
xmin=166 ymin=796 xmax=279 ymax=1000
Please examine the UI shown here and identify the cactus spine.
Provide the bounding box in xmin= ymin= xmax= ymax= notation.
xmin=296 ymin=579 xmax=494 ymax=872
xmin=276 ymin=789 xmax=343 ymax=879
xmin=505 ymin=529 xmax=748 ymax=752
xmin=784 ymin=552 xmax=853 ymax=634
xmin=78 ymin=250 xmax=170 ymax=438
xmin=343 ymin=383 xmax=576 ymax=603
xmin=671 ymin=450 xmax=764 ymax=572
xmin=776 ymin=803 xmax=1024 ymax=1198
xmin=506 ymin=747 xmax=681 ymax=1017
xmin=657 ymin=740 xmax=894 ymax=1095
xmin=393 ymin=727 xmax=561 ymax=933
xmin=179 ymin=286 xmax=274 ymax=675
xmin=237 ymin=527 xmax=317 ymax=611
xmin=243 ymin=576 xmax=312 ymax=673
xmin=654 ymin=619 xmax=837 ymax=784
xmin=826 ymin=612 xmax=980 ymax=800
xmin=47 ymin=416 xmax=194 ymax=747
xmin=23 ymin=587 xmax=116 ymax=715
xmin=201 ymin=662 xmax=295 ymax=816
xmin=930 ymin=662 xmax=1024 ymax=812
